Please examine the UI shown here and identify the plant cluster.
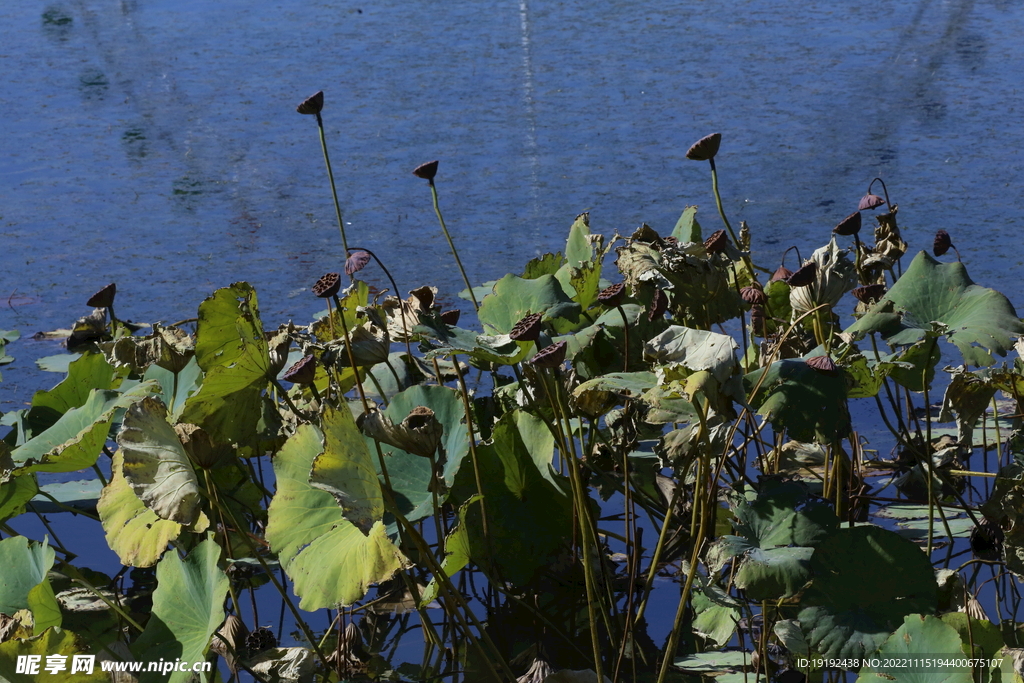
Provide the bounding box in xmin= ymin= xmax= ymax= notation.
xmin=3 ymin=115 xmax=1024 ymax=683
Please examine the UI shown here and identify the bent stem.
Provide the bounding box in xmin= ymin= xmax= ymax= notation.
xmin=315 ymin=112 xmax=349 ymax=255
xmin=427 ymin=180 xmax=479 ymax=311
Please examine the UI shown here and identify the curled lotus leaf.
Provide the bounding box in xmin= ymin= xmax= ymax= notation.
xmin=329 ymin=320 xmax=390 ymax=367
xmin=789 ymin=237 xmax=857 ymax=316
xmin=358 ymin=406 xmax=443 ymax=459
xmin=644 ymin=326 xmax=738 ymax=384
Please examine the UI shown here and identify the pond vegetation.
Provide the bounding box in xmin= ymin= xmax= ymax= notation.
xmin=3 ymin=98 xmax=1024 ymax=683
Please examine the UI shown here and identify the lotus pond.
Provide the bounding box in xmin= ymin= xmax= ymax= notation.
xmin=4 ymin=127 xmax=1024 ymax=683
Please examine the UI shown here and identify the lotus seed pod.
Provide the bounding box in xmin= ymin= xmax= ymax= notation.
xmin=703 ymin=229 xmax=728 ymax=255
xmin=933 ymin=230 xmax=953 ymax=257
xmin=833 ymin=211 xmax=862 ymax=236
xmin=282 ymin=354 xmax=317 ymax=385
xmin=296 ymin=91 xmax=324 ymax=115
xmin=859 ymin=193 xmax=885 ymax=211
xmin=806 ymin=355 xmax=838 ymax=375
xmin=852 ymin=283 xmax=886 ymax=304
xmin=87 ymin=282 xmax=116 ymax=308
xmin=597 ymin=283 xmax=626 ymax=307
xmin=413 ymin=160 xmax=439 ymax=181
xmin=741 ymin=285 xmax=767 ymax=306
xmin=770 ymin=265 xmax=793 ymax=282
xmin=345 ymin=250 xmax=371 ymax=276
xmin=786 ymin=261 xmax=818 ymax=287
xmin=685 ymin=132 xmax=722 ymax=161
xmin=648 ymin=288 xmax=668 ymax=322
xmin=510 ymin=313 xmax=543 ymax=342
xmin=530 ymin=340 xmax=567 ymax=368
xmin=312 ymin=272 xmax=341 ymax=298
xmin=749 ymin=304 xmax=766 ymax=335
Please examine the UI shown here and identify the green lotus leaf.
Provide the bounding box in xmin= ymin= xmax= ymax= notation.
xmin=310 ymin=406 xmax=383 ymax=533
xmin=311 ymin=280 xmax=370 ymax=341
xmin=522 ymin=252 xmax=566 ymax=279
xmin=556 ymin=259 xmax=602 ymax=311
xmin=10 ymin=381 xmax=159 ymax=475
xmin=449 ymin=410 xmax=572 ymax=586
xmin=673 ymin=650 xmax=749 ymax=674
xmin=420 ymin=324 xmax=530 ymax=365
xmin=939 ymin=613 xmax=1007 ymax=683
xmin=421 ymin=494 xmax=482 ymax=606
xmin=117 ymin=397 xmax=201 ymax=525
xmin=0 ymin=536 xmax=55 ymax=617
xmin=27 ymin=578 xmax=62 ymax=634
xmin=98 ymin=450 xmax=202 ymax=567
xmin=363 ymin=385 xmax=469 ymax=523
xmin=671 ymin=205 xmax=702 ymax=243
xmin=26 ymin=353 xmax=116 ymax=434
xmin=573 ymin=372 xmax=659 ymax=414
xmin=266 ymin=424 xmax=408 ymax=609
xmin=847 ymin=251 xmax=1024 ymax=368
xmin=746 ymin=359 xmax=850 ymax=443
xmin=692 ymin=577 xmax=742 ymax=648
xmin=564 ymin=212 xmax=595 ymax=268
xmin=855 ymin=615 xmax=973 ymax=683
xmin=645 ymin=326 xmax=738 ymax=384
xmin=0 ymin=472 xmax=39 ymax=524
xmin=797 ymin=526 xmax=937 ymax=659
xmin=0 ymin=627 xmax=106 ymax=683
xmin=131 ymin=538 xmax=228 ymax=683
xmin=143 ymin=356 xmax=202 ymax=421
xmin=477 ymin=273 xmax=577 ymax=335
xmin=179 ymin=282 xmax=270 ymax=447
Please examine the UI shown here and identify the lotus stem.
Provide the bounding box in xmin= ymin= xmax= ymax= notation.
xmin=427 ymin=180 xmax=479 ymax=311
xmin=346 ymin=246 xmax=415 ymax=363
xmin=332 ymin=293 xmax=371 ymax=412
xmin=314 ymin=112 xmax=349 ymax=255
xmin=708 ymin=158 xmax=740 ymax=248
xmin=615 ymin=304 xmax=630 ymax=371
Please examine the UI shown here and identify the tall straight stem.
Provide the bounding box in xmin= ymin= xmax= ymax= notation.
xmin=315 ymin=113 xmax=349 ymax=255
xmin=429 ymin=181 xmax=479 ymax=311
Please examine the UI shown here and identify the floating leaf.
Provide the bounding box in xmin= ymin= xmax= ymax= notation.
xmin=847 ymin=251 xmax=1024 ymax=367
xmin=117 ymin=397 xmax=201 ymax=525
xmin=855 ymin=615 xmax=973 ymax=683
xmin=131 ymin=539 xmax=228 ymax=683
xmin=266 ymin=424 xmax=408 ymax=609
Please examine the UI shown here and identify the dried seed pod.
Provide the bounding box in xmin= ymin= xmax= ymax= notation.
xmin=246 ymin=627 xmax=278 ymax=655
xmin=770 ymin=265 xmax=793 ymax=282
xmin=806 ymin=355 xmax=838 ymax=375
xmin=851 ymin=283 xmax=886 ymax=304
xmin=648 ymin=288 xmax=668 ymax=322
xmin=282 ymin=354 xmax=317 ymax=384
xmin=87 ymin=283 xmax=117 ymax=308
xmin=509 ymin=313 xmax=543 ymax=342
xmin=345 ymin=250 xmax=371 ymax=276
xmin=685 ymin=132 xmax=722 ymax=161
xmin=440 ymin=309 xmax=461 ymax=326
xmin=786 ymin=261 xmax=817 ymax=287
xmin=530 ymin=341 xmax=567 ymax=368
xmin=933 ymin=230 xmax=953 ymax=257
xmin=859 ymin=193 xmax=885 ymax=211
xmin=833 ymin=211 xmax=862 ymax=236
xmin=296 ymin=91 xmax=324 ymax=115
xmin=703 ymin=229 xmax=728 ymax=255
xmin=312 ymin=272 xmax=341 ymax=298
xmin=413 ymin=160 xmax=439 ymax=181
xmin=749 ymin=304 xmax=766 ymax=335
xmin=597 ymin=283 xmax=626 ymax=307
xmin=740 ymin=285 xmax=767 ymax=306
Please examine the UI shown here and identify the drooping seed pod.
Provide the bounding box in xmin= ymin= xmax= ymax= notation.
xmin=770 ymin=265 xmax=793 ymax=282
xmin=530 ymin=341 xmax=567 ymax=369
xmin=786 ymin=261 xmax=818 ymax=287
xmin=440 ymin=309 xmax=461 ymax=326
xmin=703 ymin=229 xmax=728 ymax=255
xmin=296 ymin=91 xmax=324 ymax=116
xmin=282 ymin=354 xmax=317 ymax=385
xmin=413 ymin=160 xmax=439 ymax=181
xmin=806 ymin=355 xmax=838 ymax=375
xmin=740 ymin=285 xmax=767 ymax=306
xmin=933 ymin=230 xmax=953 ymax=257
xmin=312 ymin=272 xmax=341 ymax=298
xmin=87 ymin=283 xmax=117 ymax=308
xmin=597 ymin=283 xmax=626 ymax=307
xmin=685 ymin=133 xmax=722 ymax=161
xmin=345 ymin=250 xmax=371 ymax=276
xmin=851 ymin=283 xmax=886 ymax=304
xmin=648 ymin=288 xmax=668 ymax=322
xmin=858 ymin=193 xmax=885 ymax=211
xmin=509 ymin=313 xmax=543 ymax=342
xmin=749 ymin=304 xmax=766 ymax=335
xmin=833 ymin=211 xmax=862 ymax=236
